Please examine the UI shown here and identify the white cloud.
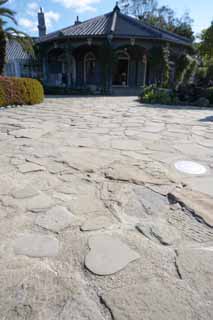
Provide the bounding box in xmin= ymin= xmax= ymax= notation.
xmin=27 ymin=2 xmax=40 ymax=16
xmin=19 ymin=18 xmax=37 ymax=33
xmin=46 ymin=11 xmax=60 ymax=28
xmin=52 ymin=0 xmax=100 ymax=13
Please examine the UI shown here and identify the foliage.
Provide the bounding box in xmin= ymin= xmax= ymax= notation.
xmin=206 ymin=87 xmax=213 ymax=104
xmin=148 ymin=45 xmax=171 ymax=88
xmin=139 ymin=84 xmax=213 ymax=107
xmin=139 ymin=85 xmax=177 ymax=104
xmin=175 ymin=54 xmax=197 ymax=89
xmin=0 ymin=27 xmax=6 ymax=74
xmin=0 ymin=0 xmax=34 ymax=75
xmin=119 ymin=0 xmax=194 ymax=40
xmin=176 ymin=84 xmax=212 ymax=106
xmin=194 ymin=67 xmax=208 ymax=86
xmin=0 ymin=76 xmax=44 ymax=107
xmin=199 ymin=21 xmax=213 ymax=62
xmin=162 ymin=44 xmax=170 ymax=88
xmin=195 ymin=97 xmax=210 ymax=108
xmin=196 ymin=21 xmax=213 ymax=87
xmin=175 ymin=54 xmax=188 ymax=86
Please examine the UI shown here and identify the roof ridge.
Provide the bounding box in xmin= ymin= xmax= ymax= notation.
xmin=117 ymin=12 xmax=162 ymax=38
xmin=61 ymin=12 xmax=112 ymax=33
xmin=39 ymin=11 xmax=113 ymax=40
xmin=118 ymin=11 xmax=191 ymax=43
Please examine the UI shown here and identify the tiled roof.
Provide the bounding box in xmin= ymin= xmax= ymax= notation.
xmin=38 ymin=6 xmax=192 ymax=46
xmin=6 ymin=40 xmax=31 ymax=61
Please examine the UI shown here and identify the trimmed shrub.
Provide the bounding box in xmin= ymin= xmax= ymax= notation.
xmin=0 ymin=76 xmax=44 ymax=107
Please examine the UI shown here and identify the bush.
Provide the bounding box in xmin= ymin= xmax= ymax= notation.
xmin=0 ymin=76 xmax=44 ymax=107
xmin=206 ymin=87 xmax=213 ymax=104
xmin=195 ymin=97 xmax=210 ymax=108
xmin=140 ymin=85 xmax=177 ymax=105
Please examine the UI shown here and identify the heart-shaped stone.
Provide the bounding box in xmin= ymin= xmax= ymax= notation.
xmin=85 ymin=235 xmax=140 ymax=276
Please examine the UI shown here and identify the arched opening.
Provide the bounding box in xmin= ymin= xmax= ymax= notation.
xmin=84 ymin=52 xmax=96 ymax=84
xmin=112 ymin=50 xmax=130 ymax=87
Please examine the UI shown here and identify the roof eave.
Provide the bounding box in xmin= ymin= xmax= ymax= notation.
xmin=37 ymin=34 xmax=192 ymax=47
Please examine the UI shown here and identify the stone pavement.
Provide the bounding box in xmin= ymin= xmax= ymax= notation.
xmin=0 ymin=96 xmax=213 ymax=319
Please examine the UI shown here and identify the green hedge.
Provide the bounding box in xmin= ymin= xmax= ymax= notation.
xmin=0 ymin=76 xmax=44 ymax=107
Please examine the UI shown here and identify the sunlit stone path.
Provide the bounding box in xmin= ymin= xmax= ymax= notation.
xmin=0 ymin=96 xmax=213 ymax=319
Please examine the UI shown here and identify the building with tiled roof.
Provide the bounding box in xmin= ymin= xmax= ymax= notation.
xmin=6 ymin=4 xmax=192 ymax=94
xmin=4 ymin=40 xmax=36 ymax=78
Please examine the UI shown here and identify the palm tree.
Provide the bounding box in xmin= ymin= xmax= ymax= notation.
xmin=0 ymin=0 xmax=34 ymax=75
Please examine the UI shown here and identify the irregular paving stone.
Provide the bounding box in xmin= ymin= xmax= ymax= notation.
xmin=133 ymin=185 xmax=169 ymax=216
xmin=105 ymin=163 xmax=167 ymax=185
xmin=0 ymin=176 xmax=14 ymax=195
xmin=145 ymin=183 xmax=176 ymax=196
xmin=10 ymin=127 xmax=51 ymax=139
xmin=12 ymin=185 xmax=39 ymax=199
xmin=58 ymin=148 xmax=116 ymax=173
xmin=35 ymin=206 xmax=74 ymax=233
xmin=169 ymin=188 xmax=213 ymax=227
xmin=85 ymin=235 xmax=140 ymax=275
xmin=111 ymin=139 xmax=144 ymax=151
xmin=176 ymin=247 xmax=213 ymax=302
xmin=184 ymin=176 xmax=213 ymax=197
xmin=0 ymin=258 xmax=103 ymax=320
xmin=18 ymin=163 xmax=45 ymax=173
xmin=14 ymin=234 xmax=59 ymax=257
xmin=1 ymin=97 xmax=213 ymax=318
xmin=101 ymin=276 xmax=212 ymax=320
xmin=137 ymin=221 xmax=180 ymax=245
xmin=26 ymin=193 xmax=54 ymax=212
xmin=80 ymin=216 xmax=112 ymax=231
xmin=68 ymin=194 xmax=107 ymax=215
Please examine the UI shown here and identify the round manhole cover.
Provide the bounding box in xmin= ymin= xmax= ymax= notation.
xmin=174 ymin=161 xmax=207 ymax=175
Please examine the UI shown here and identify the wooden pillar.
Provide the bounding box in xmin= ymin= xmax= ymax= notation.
xmin=143 ymin=54 xmax=147 ymax=86
xmin=65 ymin=48 xmax=72 ymax=88
xmin=42 ymin=57 xmax=48 ymax=84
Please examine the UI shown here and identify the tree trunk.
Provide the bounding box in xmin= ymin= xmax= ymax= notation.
xmin=0 ymin=29 xmax=6 ymax=75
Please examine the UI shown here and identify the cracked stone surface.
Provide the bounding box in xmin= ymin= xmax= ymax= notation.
xmin=176 ymin=247 xmax=213 ymax=303
xmin=0 ymin=96 xmax=213 ymax=319
xmin=101 ymin=276 xmax=213 ymax=320
xmin=137 ymin=220 xmax=180 ymax=245
xmin=170 ymin=188 xmax=213 ymax=227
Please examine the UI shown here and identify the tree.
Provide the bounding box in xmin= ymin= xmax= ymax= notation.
xmin=199 ymin=21 xmax=213 ymax=62
xmin=119 ymin=0 xmax=194 ymax=40
xmin=0 ymin=0 xmax=33 ymax=75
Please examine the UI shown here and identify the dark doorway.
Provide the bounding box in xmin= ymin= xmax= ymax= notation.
xmin=112 ymin=58 xmax=129 ymax=86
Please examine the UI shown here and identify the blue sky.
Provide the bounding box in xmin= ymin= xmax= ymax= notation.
xmin=7 ymin=0 xmax=213 ymax=37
